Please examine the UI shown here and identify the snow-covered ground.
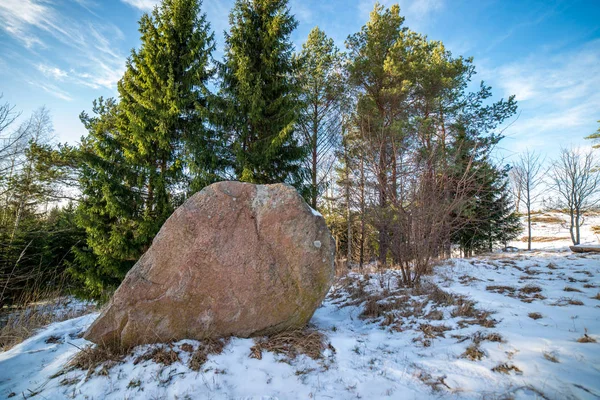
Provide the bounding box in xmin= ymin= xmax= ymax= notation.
xmin=1 ymin=213 xmax=599 ymax=399
xmin=509 ymin=211 xmax=600 ymax=249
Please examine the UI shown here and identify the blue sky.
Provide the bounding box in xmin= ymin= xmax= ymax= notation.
xmin=1 ymin=0 xmax=599 ymax=162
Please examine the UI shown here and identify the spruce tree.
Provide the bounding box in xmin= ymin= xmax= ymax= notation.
xmin=72 ymin=0 xmax=217 ymax=298
xmin=218 ymin=0 xmax=306 ymax=188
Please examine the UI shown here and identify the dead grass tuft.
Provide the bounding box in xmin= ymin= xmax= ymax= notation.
xmin=451 ymin=298 xmax=497 ymax=328
xmin=424 ymin=310 xmax=444 ymax=320
xmin=520 ymin=285 xmax=542 ymax=294
xmin=189 ymin=338 xmax=229 ymax=371
xmin=543 ymin=351 xmax=559 ymax=363
xmin=250 ymin=329 xmax=327 ymax=362
xmin=67 ymin=344 xmax=129 ymax=374
xmin=421 ymin=284 xmax=458 ymax=306
xmin=576 ymin=333 xmax=597 ymax=344
xmin=492 ymin=363 xmax=523 ymax=375
xmin=179 ymin=343 xmax=194 ymax=353
xmin=592 ymin=293 xmax=600 ymax=300
xmin=451 ymin=298 xmax=478 ymax=317
xmin=134 ymin=345 xmax=180 ymax=366
xmin=486 ymin=285 xmax=516 ymax=295
xmin=552 ymin=297 xmax=584 ymax=306
xmin=564 ymin=286 xmax=583 ymax=293
xmin=414 ymin=370 xmax=452 ymax=392
xmin=418 ymin=323 xmax=451 ymax=339
xmin=473 ymin=331 xmax=504 ymax=343
xmin=462 ymin=343 xmax=485 ymax=361
xmin=528 ymin=312 xmax=543 ymax=320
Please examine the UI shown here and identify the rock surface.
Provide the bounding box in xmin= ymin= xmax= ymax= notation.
xmin=84 ymin=181 xmax=335 ymax=348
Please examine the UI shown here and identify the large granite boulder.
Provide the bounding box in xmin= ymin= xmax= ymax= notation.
xmin=84 ymin=181 xmax=335 ymax=348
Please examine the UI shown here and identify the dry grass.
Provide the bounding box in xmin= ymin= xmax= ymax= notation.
xmin=551 ymin=297 xmax=584 ymax=306
xmin=520 ymin=285 xmax=542 ymax=294
xmin=67 ymin=344 xmax=129 ymax=375
xmin=414 ymin=370 xmax=452 ymax=392
xmin=359 ymin=296 xmax=399 ymax=319
xmin=418 ymin=323 xmax=451 ymax=339
xmin=576 ymin=333 xmax=597 ymax=344
xmin=189 ymin=338 xmax=229 ymax=371
xmin=592 ymin=225 xmax=600 ymax=234
xmin=529 ymin=215 xmax=563 ymax=224
xmin=564 ymin=286 xmax=583 ymax=293
xmin=486 ymin=285 xmax=516 ymax=295
xmin=462 ymin=343 xmax=485 ymax=361
xmin=520 ymin=236 xmax=570 ymax=242
xmin=424 ymin=310 xmax=444 ymax=320
xmin=543 ymin=351 xmax=559 ymax=363
xmin=528 ymin=312 xmax=543 ymax=320
xmin=0 ymin=298 xmax=96 ymax=351
xmin=134 ymin=345 xmax=180 ymax=366
xmin=250 ymin=329 xmax=328 ymax=361
xmin=451 ymin=298 xmax=497 ymax=328
xmin=179 ymin=343 xmax=194 ymax=353
xmin=592 ymin=293 xmax=600 ymax=300
xmin=472 ymin=331 xmax=504 ymax=343
xmin=492 ymin=363 xmax=523 ymax=375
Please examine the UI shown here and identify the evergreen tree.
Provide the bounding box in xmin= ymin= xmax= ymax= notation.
xmin=585 ymin=120 xmax=600 ymax=149
xmin=73 ymin=0 xmax=217 ymax=298
xmin=296 ymin=27 xmax=345 ymax=208
xmin=449 ymin=128 xmax=521 ymax=255
xmin=70 ymin=98 xmax=141 ymax=298
xmin=218 ymin=0 xmax=306 ymax=189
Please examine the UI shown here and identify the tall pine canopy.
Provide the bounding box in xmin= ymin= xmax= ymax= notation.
xmin=219 ymin=0 xmax=306 ymax=189
xmin=73 ymin=0 xmax=217 ymax=298
xmin=297 ymin=27 xmax=346 ymax=209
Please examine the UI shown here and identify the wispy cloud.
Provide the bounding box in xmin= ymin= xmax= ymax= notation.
xmin=0 ymin=0 xmax=54 ymax=48
xmin=37 ymin=64 xmax=68 ymax=80
xmin=121 ymin=0 xmax=160 ymax=11
xmin=28 ymin=80 xmax=73 ymax=101
xmin=0 ymin=0 xmax=126 ymax=94
xmin=482 ymin=39 xmax=600 ymax=156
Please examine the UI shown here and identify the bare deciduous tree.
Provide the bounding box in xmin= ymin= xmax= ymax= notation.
xmin=549 ymin=148 xmax=600 ymax=245
xmin=511 ymin=150 xmax=545 ymax=250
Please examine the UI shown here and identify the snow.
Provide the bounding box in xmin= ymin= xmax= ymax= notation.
xmin=309 ymin=205 xmax=323 ymax=218
xmin=1 ymin=212 xmax=599 ymax=399
xmin=509 ymin=211 xmax=600 ymax=250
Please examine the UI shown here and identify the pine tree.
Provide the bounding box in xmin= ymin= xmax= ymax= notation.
xmin=296 ymin=27 xmax=345 ymax=209
xmin=585 ymin=121 xmax=600 ymax=149
xmin=346 ymin=3 xmax=406 ymax=266
xmin=218 ymin=0 xmax=306 ymax=189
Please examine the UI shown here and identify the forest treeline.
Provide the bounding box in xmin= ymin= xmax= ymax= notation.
xmin=1 ymin=0 xmax=595 ymax=305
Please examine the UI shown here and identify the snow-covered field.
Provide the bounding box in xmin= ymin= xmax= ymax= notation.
xmin=1 ymin=213 xmax=599 ymax=399
xmin=509 ymin=211 xmax=600 ymax=249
